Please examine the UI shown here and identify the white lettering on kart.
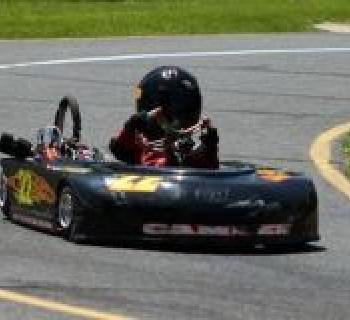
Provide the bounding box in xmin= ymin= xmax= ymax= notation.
xmin=143 ymin=224 xmax=291 ymax=236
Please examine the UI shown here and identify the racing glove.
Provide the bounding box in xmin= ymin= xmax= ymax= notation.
xmin=109 ymin=136 xmax=135 ymax=164
xmin=181 ymin=119 xmax=219 ymax=169
xmin=124 ymin=111 xmax=150 ymax=132
xmin=200 ymin=127 xmax=219 ymax=151
xmin=110 ymin=110 xmax=162 ymax=163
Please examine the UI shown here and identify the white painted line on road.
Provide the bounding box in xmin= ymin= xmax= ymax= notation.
xmin=310 ymin=122 xmax=350 ymax=199
xmin=0 ymin=47 xmax=350 ymax=69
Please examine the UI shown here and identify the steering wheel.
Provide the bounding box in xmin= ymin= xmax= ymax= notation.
xmin=54 ymin=96 xmax=81 ymax=143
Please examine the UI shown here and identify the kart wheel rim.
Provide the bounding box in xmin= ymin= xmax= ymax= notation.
xmin=58 ymin=191 xmax=73 ymax=229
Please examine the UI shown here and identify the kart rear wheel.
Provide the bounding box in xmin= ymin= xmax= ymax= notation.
xmin=56 ymin=186 xmax=81 ymax=242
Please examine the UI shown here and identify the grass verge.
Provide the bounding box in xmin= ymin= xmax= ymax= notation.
xmin=342 ymin=133 xmax=350 ymax=177
xmin=0 ymin=0 xmax=350 ymax=39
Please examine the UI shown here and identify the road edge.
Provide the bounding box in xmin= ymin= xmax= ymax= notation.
xmin=310 ymin=122 xmax=350 ymax=199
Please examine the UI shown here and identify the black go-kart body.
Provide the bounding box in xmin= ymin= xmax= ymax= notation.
xmin=0 ymin=96 xmax=319 ymax=246
xmin=0 ymin=157 xmax=319 ymax=246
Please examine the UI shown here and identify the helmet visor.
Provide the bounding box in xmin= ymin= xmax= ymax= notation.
xmin=36 ymin=126 xmax=62 ymax=148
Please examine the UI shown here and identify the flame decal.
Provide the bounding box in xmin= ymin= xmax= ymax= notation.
xmin=8 ymin=169 xmax=56 ymax=206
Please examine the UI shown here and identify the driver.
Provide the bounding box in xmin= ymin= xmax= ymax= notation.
xmin=109 ymin=66 xmax=219 ymax=168
xmin=35 ymin=126 xmax=97 ymax=162
xmin=35 ymin=126 xmax=62 ymax=161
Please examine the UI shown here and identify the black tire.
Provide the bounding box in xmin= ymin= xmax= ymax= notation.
xmin=0 ymin=133 xmax=15 ymax=155
xmin=14 ymin=138 xmax=33 ymax=159
xmin=0 ymin=165 xmax=11 ymax=219
xmin=0 ymin=133 xmax=33 ymax=159
xmin=56 ymin=186 xmax=82 ymax=242
xmin=54 ymin=96 xmax=81 ymax=142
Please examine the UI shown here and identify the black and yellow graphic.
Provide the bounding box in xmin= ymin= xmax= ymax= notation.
xmin=106 ymin=175 xmax=162 ymax=193
xmin=257 ymin=168 xmax=291 ymax=183
xmin=8 ymin=169 xmax=56 ymax=206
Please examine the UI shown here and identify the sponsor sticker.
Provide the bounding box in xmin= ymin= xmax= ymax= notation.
xmin=143 ymin=224 xmax=291 ymax=237
xmin=8 ymin=169 xmax=56 ymax=206
xmin=47 ymin=165 xmax=92 ymax=174
xmin=257 ymin=169 xmax=291 ymax=182
xmin=258 ymin=224 xmax=291 ymax=236
xmin=105 ymin=175 xmax=162 ymax=193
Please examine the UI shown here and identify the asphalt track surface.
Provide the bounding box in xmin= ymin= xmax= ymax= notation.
xmin=0 ymin=33 xmax=350 ymax=320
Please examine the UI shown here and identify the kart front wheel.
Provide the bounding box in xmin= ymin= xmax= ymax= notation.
xmin=56 ymin=186 xmax=81 ymax=242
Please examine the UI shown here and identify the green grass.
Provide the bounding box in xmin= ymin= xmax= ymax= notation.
xmin=0 ymin=0 xmax=349 ymax=39
xmin=343 ymin=133 xmax=350 ymax=177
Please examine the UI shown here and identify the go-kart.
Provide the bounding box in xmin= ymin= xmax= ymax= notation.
xmin=0 ymin=96 xmax=319 ymax=246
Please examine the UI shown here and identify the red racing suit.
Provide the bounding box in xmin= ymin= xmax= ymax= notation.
xmin=109 ymin=112 xmax=219 ymax=169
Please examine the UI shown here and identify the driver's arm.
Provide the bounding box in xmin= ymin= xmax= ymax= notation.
xmin=109 ymin=111 xmax=151 ymax=164
xmin=182 ymin=122 xmax=219 ymax=169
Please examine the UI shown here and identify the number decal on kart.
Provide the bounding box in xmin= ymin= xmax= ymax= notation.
xmin=106 ymin=175 xmax=162 ymax=193
xmin=8 ymin=169 xmax=56 ymax=206
xmin=19 ymin=170 xmax=33 ymax=205
xmin=257 ymin=169 xmax=290 ymax=182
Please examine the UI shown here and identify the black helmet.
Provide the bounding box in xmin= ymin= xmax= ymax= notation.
xmin=135 ymin=66 xmax=202 ymax=129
